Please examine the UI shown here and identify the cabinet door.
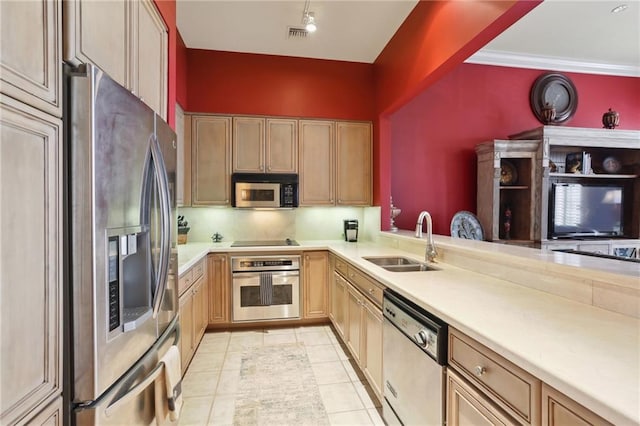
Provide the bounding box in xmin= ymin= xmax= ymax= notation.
xmin=1 ymin=0 xmax=61 ymax=116
xmin=208 ymin=254 xmax=230 ymax=324
xmin=303 ymin=251 xmax=329 ymax=319
xmin=1 ymin=96 xmax=62 ymax=425
xmin=179 ymin=291 xmax=194 ymax=373
xmin=233 ymin=117 xmax=265 ymax=173
xmin=192 ymin=279 xmax=204 ymax=344
xmin=299 ymin=120 xmax=335 ymax=205
xmin=330 ymin=272 xmax=348 ymax=339
xmin=18 ymin=395 xmax=63 ymax=426
xmin=175 ymin=104 xmax=185 ymax=206
xmin=63 ymin=0 xmax=130 ymax=88
xmin=363 ymin=299 xmax=383 ymax=400
xmin=447 ymin=370 xmax=515 ymax=426
xmin=267 ymin=118 xmax=297 ymax=173
xmin=192 ymin=116 xmax=231 ymax=205
xmin=132 ymin=0 xmax=167 ymax=118
xmin=542 ymin=384 xmax=612 ymax=426
xmin=336 ymin=121 xmax=372 ymax=206
xmin=346 ymin=284 xmax=363 ymax=363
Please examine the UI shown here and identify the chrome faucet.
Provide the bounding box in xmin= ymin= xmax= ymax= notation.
xmin=415 ymin=211 xmax=437 ymax=263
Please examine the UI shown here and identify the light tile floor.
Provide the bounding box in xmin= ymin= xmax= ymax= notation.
xmin=179 ymin=325 xmax=384 ymax=426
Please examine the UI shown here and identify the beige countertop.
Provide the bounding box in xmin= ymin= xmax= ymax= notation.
xmin=177 ymin=237 xmax=639 ymax=425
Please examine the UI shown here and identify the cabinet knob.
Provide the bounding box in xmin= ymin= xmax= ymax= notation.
xmin=368 ymin=288 xmax=374 ymax=294
xmin=475 ymin=366 xmax=486 ymax=377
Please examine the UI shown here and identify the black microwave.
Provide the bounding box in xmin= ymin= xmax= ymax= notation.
xmin=231 ymin=173 xmax=298 ymax=208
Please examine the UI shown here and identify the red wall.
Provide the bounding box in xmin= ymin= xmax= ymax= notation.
xmin=389 ymin=63 xmax=640 ymax=235
xmin=176 ymin=30 xmax=188 ymax=108
xmin=185 ymin=50 xmax=375 ymax=120
xmin=153 ymin=0 xmax=177 ymax=128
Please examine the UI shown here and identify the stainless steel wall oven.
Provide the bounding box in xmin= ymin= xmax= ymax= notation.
xmin=231 ymin=255 xmax=300 ymax=322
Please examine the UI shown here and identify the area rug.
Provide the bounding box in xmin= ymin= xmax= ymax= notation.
xmin=233 ymin=343 xmax=330 ymax=426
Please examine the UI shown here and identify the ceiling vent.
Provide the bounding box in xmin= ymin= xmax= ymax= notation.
xmin=287 ymin=26 xmax=309 ymax=39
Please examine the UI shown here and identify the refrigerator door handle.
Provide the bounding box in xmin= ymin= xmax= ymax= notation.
xmin=150 ymin=134 xmax=172 ymax=318
xmin=102 ymin=319 xmax=180 ymax=417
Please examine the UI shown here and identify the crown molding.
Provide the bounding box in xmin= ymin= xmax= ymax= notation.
xmin=465 ymin=50 xmax=640 ymax=78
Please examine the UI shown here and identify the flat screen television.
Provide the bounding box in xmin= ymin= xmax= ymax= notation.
xmin=549 ymin=182 xmax=625 ymax=238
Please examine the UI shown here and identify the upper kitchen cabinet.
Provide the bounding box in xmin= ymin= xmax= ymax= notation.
xmin=299 ymin=120 xmax=335 ymax=206
xmin=299 ymin=119 xmax=372 ymax=206
xmin=191 ymin=115 xmax=232 ymax=206
xmin=336 ymin=121 xmax=372 ymax=206
xmin=63 ymin=0 xmax=167 ymax=118
xmin=0 ymin=0 xmax=62 ymax=117
xmin=1 ymin=95 xmax=62 ymax=425
xmin=233 ymin=117 xmax=298 ymax=173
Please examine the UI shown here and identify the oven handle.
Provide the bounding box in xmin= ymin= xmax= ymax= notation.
xmin=232 ymin=271 xmax=300 ymax=280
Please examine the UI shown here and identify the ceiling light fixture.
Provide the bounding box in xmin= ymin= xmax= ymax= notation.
xmin=611 ymin=4 xmax=628 ymax=13
xmin=302 ymin=0 xmax=317 ymax=33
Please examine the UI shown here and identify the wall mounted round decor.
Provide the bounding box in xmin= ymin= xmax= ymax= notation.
xmin=530 ymin=72 xmax=578 ymax=124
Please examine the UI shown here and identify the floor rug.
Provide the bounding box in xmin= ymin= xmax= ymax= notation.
xmin=233 ymin=343 xmax=330 ymax=426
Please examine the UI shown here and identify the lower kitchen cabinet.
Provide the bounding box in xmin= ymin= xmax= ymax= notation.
xmin=542 ymin=384 xmax=612 ymax=426
xmin=329 ymin=270 xmax=348 ymax=339
xmin=303 ymin=251 xmax=329 ymax=319
xmin=208 ymin=254 xmax=231 ymax=325
xmin=328 ymin=255 xmax=384 ymax=403
xmin=447 ymin=369 xmax=516 ymax=426
xmin=178 ymin=258 xmax=208 ymax=373
xmin=0 ymin=95 xmax=62 ymax=425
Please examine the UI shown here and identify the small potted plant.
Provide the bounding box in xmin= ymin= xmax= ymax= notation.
xmin=177 ymin=215 xmax=190 ymax=244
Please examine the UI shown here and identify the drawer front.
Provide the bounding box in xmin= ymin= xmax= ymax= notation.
xmin=347 ymin=266 xmax=383 ymax=307
xmin=192 ymin=259 xmax=205 ymax=281
xmin=178 ymin=269 xmax=193 ymax=295
xmin=335 ymin=257 xmax=348 ymax=276
xmin=449 ymin=329 xmax=540 ymax=425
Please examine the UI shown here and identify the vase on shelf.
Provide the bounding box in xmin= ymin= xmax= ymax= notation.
xmin=602 ymin=108 xmax=620 ymax=129
xmin=390 ymin=197 xmax=401 ymax=232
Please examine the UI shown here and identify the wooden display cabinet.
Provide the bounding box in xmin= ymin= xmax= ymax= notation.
xmin=475 ymin=140 xmax=541 ymax=244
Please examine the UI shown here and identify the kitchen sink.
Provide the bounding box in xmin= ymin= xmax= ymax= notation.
xmin=363 ymin=256 xmax=440 ymax=272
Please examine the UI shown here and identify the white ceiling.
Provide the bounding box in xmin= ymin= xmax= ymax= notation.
xmin=177 ymin=0 xmax=640 ymax=76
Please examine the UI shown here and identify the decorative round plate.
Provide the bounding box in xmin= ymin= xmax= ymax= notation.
xmin=450 ymin=211 xmax=484 ymax=240
xmin=530 ymin=72 xmax=578 ymax=124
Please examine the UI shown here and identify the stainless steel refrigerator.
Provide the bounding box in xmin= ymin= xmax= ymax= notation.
xmin=66 ymin=64 xmax=178 ymax=425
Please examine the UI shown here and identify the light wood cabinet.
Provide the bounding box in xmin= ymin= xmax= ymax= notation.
xmin=346 ymin=284 xmax=364 ymax=363
xmin=175 ymin=104 xmax=186 ymax=206
xmin=362 ymin=298 xmax=383 ymax=398
xmin=191 ymin=116 xmax=232 ymax=206
xmin=329 ymin=270 xmax=348 ymax=339
xmin=0 ymin=95 xmax=62 ymax=425
xmin=336 ymin=121 xmax=372 ymax=205
xmin=178 ymin=289 xmax=195 ymax=373
xmin=131 ymin=0 xmax=168 ymax=119
xmin=303 ymin=251 xmax=329 ymax=319
xmin=0 ymin=0 xmax=61 ymax=116
xmin=63 ymin=0 xmax=167 ymax=118
xmin=329 ymin=255 xmax=384 ymax=403
xmin=232 ymin=117 xmax=298 ymax=174
xmin=299 ymin=120 xmax=372 ymax=206
xmin=267 ymin=118 xmax=298 ymax=173
xmin=17 ymin=396 xmax=63 ymax=426
xmin=299 ymin=120 xmax=335 ymax=205
xmin=178 ymin=259 xmax=207 ymax=373
xmin=542 ymin=384 xmax=612 ymax=426
xmin=208 ymin=254 xmax=231 ymax=325
xmin=447 ymin=369 xmax=516 ymax=426
xmin=233 ymin=116 xmax=265 ymax=173
xmin=449 ymin=328 xmax=541 ymax=426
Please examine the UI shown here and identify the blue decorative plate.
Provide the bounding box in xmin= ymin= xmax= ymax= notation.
xmin=450 ymin=211 xmax=484 ymax=240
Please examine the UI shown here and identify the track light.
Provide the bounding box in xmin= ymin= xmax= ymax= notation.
xmin=304 ymin=12 xmax=317 ymax=32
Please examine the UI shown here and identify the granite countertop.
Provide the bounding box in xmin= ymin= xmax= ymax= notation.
xmin=177 ymin=238 xmax=639 ymax=425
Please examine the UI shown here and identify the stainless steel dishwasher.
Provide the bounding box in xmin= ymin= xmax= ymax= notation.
xmin=382 ymin=289 xmax=448 ymax=426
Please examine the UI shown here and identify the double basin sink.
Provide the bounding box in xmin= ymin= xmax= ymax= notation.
xmin=363 ymin=256 xmax=439 ymax=272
